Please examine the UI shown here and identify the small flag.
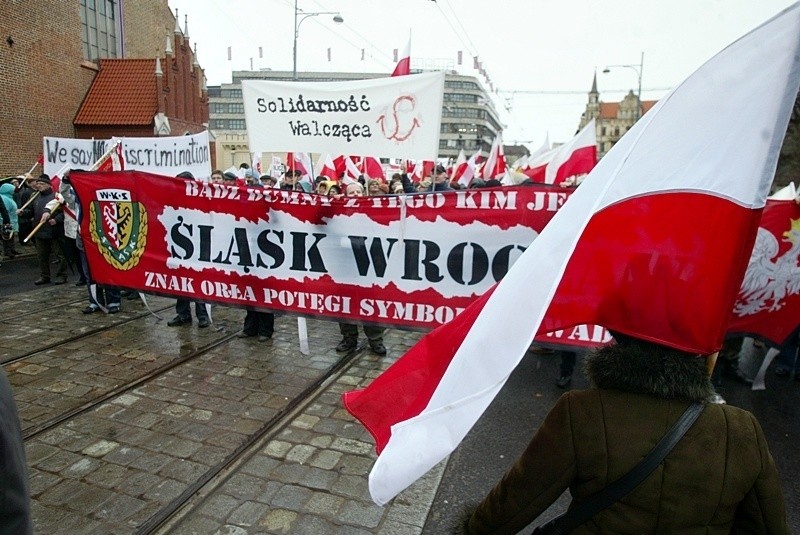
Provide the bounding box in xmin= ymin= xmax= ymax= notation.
xmin=391 ymin=33 xmax=411 ymax=77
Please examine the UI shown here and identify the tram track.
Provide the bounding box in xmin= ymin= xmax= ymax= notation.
xmin=16 ymin=301 xmax=373 ymax=534
xmin=1 ymin=304 xmax=174 ymax=367
xmin=135 ymin=342 xmax=365 ymax=535
xmin=0 ymin=296 xmax=86 ymax=322
xmin=21 ymin=331 xmax=240 ymax=440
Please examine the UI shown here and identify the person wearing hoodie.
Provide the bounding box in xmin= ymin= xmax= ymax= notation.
xmin=0 ymin=183 xmax=20 ymax=259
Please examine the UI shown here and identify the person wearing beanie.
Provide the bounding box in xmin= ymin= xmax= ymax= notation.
xmin=20 ymin=174 xmax=67 ymax=285
xmin=465 ymin=333 xmax=787 ymax=533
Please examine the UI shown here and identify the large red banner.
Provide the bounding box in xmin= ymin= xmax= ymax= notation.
xmin=71 ymin=171 xmax=574 ymax=331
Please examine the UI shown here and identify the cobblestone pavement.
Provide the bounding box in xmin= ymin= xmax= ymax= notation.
xmin=165 ymin=339 xmax=441 ymax=535
xmin=1 ymin=272 xmax=439 ymax=534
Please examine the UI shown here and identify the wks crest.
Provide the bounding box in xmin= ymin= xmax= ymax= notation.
xmin=89 ymin=188 xmax=147 ymax=270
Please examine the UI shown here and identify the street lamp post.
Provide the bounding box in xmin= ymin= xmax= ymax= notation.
xmin=603 ymin=51 xmax=644 ymax=121
xmin=293 ymin=0 xmax=343 ymax=80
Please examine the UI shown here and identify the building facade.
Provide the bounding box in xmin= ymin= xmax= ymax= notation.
xmin=0 ymin=0 xmax=203 ymax=176
xmin=578 ymin=73 xmax=657 ymax=159
xmin=74 ymin=22 xmax=208 ymax=142
xmin=207 ymin=70 xmax=503 ymax=171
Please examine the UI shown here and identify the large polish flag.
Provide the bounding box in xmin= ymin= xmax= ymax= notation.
xmin=391 ymin=32 xmax=411 ymax=77
xmin=524 ymin=120 xmax=597 ymax=185
xmin=343 ymin=3 xmax=800 ymax=506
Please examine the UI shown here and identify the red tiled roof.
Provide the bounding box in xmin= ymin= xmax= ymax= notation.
xmin=599 ymin=102 xmax=619 ymax=119
xmin=75 ymin=59 xmax=158 ymax=126
xmin=599 ymin=100 xmax=658 ymax=119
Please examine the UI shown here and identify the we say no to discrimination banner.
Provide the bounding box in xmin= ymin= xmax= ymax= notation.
xmin=70 ymin=171 xmax=577 ymax=332
xmin=42 ymin=132 xmax=212 ymax=180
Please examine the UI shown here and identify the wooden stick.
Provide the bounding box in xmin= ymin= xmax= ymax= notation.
xmin=16 ymin=190 xmax=39 ymax=211
xmin=23 ymin=203 xmax=61 ymax=243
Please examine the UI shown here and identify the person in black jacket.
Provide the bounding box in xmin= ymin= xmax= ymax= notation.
xmin=20 ymin=174 xmax=66 ymax=284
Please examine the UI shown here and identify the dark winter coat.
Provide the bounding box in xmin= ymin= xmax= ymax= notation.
xmin=467 ymin=342 xmax=788 ymax=534
xmin=22 ymin=187 xmax=63 ymax=240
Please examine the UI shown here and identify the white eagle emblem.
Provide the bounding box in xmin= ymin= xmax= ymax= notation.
xmin=734 ymin=219 xmax=800 ymax=316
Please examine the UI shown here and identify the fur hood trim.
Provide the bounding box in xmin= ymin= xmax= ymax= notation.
xmin=584 ymin=342 xmax=715 ymax=402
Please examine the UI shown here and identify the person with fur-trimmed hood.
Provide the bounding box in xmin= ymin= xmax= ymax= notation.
xmin=465 ymin=333 xmax=787 ymax=534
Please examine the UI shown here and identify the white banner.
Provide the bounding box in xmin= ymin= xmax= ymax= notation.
xmin=115 ymin=131 xmax=212 ymax=180
xmin=242 ymin=72 xmax=444 ymax=161
xmin=43 ymin=132 xmax=212 ymax=180
xmin=43 ymin=137 xmax=109 ymax=177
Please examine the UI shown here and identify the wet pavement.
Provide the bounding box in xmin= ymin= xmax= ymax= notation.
xmin=1 ymin=252 xmax=798 ymax=533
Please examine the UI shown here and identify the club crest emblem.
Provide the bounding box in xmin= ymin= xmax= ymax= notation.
xmin=89 ymin=189 xmax=147 ymax=270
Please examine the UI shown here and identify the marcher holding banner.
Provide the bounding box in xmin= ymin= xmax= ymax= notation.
xmin=336 ymin=181 xmax=386 ymax=355
xmin=166 ymin=171 xmax=211 ymax=328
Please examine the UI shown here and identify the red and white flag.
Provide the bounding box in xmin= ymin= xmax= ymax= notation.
xmin=454 ymin=150 xmax=480 ymax=188
xmin=343 ymin=3 xmax=800 ymax=505
xmin=450 ymin=149 xmax=466 ymax=180
xmin=481 ymin=134 xmax=506 ymax=180
xmin=391 ymin=32 xmax=411 ymax=77
xmin=316 ymin=153 xmax=338 ymax=181
xmin=362 ymin=156 xmax=385 ymax=180
xmin=339 ymin=156 xmax=362 ymax=185
xmin=524 ymin=121 xmax=594 ymax=185
xmin=251 ymin=152 xmax=262 ymax=176
xmin=524 ymin=120 xmax=596 ymax=185
xmin=727 ymin=184 xmax=800 ymax=346
xmin=286 ymin=152 xmax=313 ymax=179
xmin=408 ymin=160 xmax=434 ymax=182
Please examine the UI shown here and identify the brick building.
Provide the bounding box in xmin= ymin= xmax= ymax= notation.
xmin=0 ymin=1 xmax=207 ymax=176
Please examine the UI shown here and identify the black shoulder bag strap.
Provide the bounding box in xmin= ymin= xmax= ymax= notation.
xmin=532 ymin=401 xmax=705 ymax=535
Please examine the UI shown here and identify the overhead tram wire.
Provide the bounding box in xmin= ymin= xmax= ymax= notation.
xmin=204 ymin=0 xmax=395 ymax=73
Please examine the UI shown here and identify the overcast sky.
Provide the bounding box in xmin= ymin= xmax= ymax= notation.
xmin=168 ymin=0 xmax=796 ymax=150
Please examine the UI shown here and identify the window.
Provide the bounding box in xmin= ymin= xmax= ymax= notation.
xmin=443 ymin=93 xmax=479 ymax=104
xmin=445 ymin=81 xmax=479 ymax=91
xmin=229 ymin=103 xmax=244 ymax=114
xmin=80 ymin=0 xmax=121 ymax=62
xmin=211 ymin=103 xmax=226 ymax=114
xmin=229 ymin=119 xmax=246 ymax=130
